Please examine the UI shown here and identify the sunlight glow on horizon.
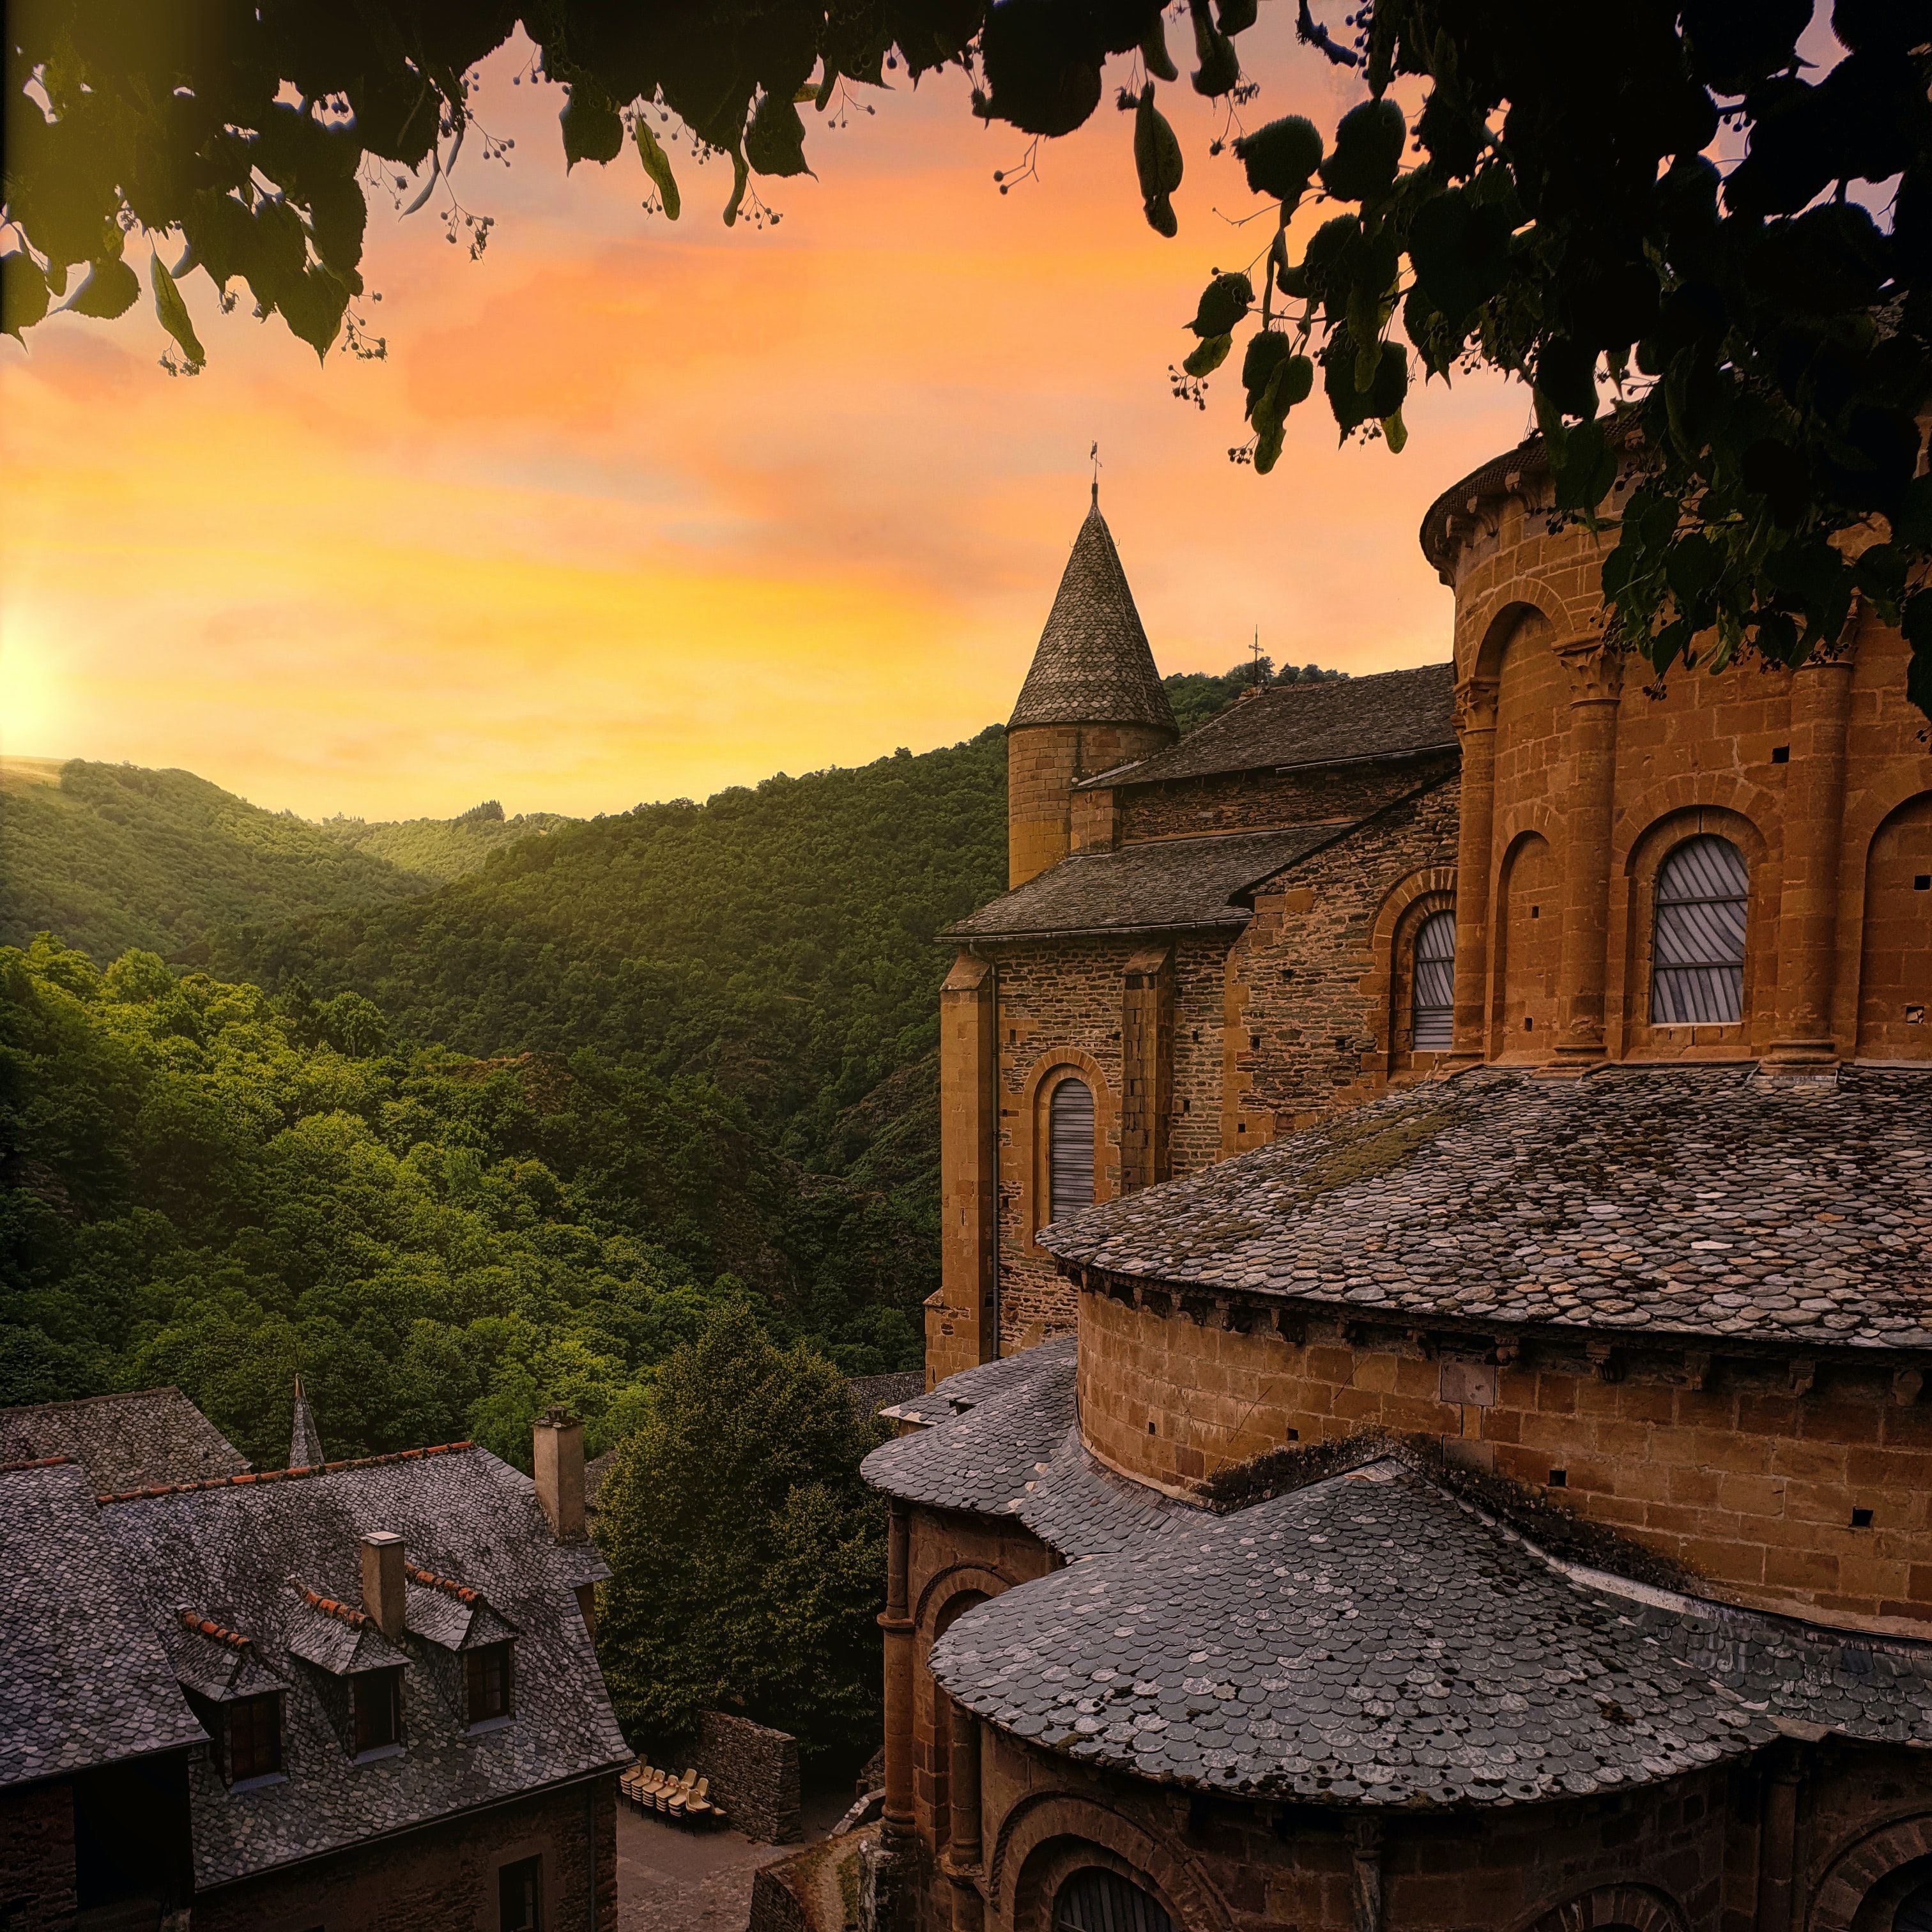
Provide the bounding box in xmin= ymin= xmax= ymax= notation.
xmin=0 ymin=31 xmax=1528 ymax=822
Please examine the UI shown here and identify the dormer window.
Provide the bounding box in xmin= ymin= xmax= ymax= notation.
xmin=466 ymin=1642 xmax=514 ymax=1725
xmin=352 ymin=1667 xmax=403 ymax=1754
xmin=1651 ymin=835 xmax=1749 ymax=1025
xmin=228 ymin=1692 xmax=282 ymax=1782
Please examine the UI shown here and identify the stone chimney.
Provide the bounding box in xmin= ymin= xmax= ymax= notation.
xmin=360 ymin=1531 xmax=406 ymax=1639
xmin=532 ymin=1409 xmax=585 ymax=1542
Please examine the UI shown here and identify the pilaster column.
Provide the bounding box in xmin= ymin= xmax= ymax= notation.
xmin=1768 ymin=651 xmax=1855 ymax=1070
xmin=880 ymin=1502 xmax=916 ymax=1853
xmin=933 ymin=952 xmax=998 ymax=1381
xmin=944 ymin=1701 xmax=985 ymax=1932
xmin=1754 ymin=1741 xmax=1804 ymax=1932
xmin=1444 ymin=677 xmax=1499 ymax=1068
xmin=1549 ymin=636 xmax=1624 ymax=1073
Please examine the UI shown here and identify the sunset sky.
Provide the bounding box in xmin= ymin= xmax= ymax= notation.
xmin=1 ymin=26 xmax=1529 ymax=822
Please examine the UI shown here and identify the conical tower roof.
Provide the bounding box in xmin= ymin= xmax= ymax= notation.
xmin=288 ymin=1375 xmax=325 ymax=1471
xmin=1008 ymin=490 xmax=1177 ymax=733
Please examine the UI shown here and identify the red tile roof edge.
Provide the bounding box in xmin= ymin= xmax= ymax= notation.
xmin=0 ymin=1455 xmax=76 ymax=1475
xmin=406 ymin=1561 xmax=482 ymax=1604
xmin=296 ymin=1583 xmax=369 ymax=1630
xmin=95 ymin=1439 xmax=476 ymax=1506
xmin=178 ymin=1607 xmax=251 ymax=1649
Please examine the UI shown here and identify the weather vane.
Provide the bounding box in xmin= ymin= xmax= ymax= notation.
xmin=1091 ymin=441 xmax=1101 ymax=504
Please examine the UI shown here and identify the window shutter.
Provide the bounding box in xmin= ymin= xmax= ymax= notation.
xmin=1411 ymin=909 xmax=1456 ymax=1050
xmin=1054 ymin=1870 xmax=1174 ymax=1932
xmin=1047 ymin=1078 xmax=1096 ymax=1222
xmin=1652 ymin=836 xmax=1749 ymax=1024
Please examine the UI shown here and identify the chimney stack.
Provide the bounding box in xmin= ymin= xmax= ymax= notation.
xmin=532 ymin=1409 xmax=585 ymax=1541
xmin=360 ymin=1531 xmax=406 ymax=1639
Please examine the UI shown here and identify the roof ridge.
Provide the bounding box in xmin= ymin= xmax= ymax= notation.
xmin=0 ymin=1455 xmax=75 ymax=1476
xmin=4 ymin=1387 xmax=186 ymax=1415
xmin=96 ymin=1438 xmax=476 ymax=1506
xmin=295 ymin=1581 xmax=368 ymax=1629
xmin=178 ymin=1606 xmax=252 ymax=1650
xmin=406 ymin=1560 xmax=483 ymax=1605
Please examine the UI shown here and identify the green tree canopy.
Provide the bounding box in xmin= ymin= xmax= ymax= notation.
xmin=0 ymin=935 xmax=919 ymax=1464
xmin=594 ymin=1301 xmax=886 ymax=1763
xmin=5 ymin=3 xmax=1928 ymax=704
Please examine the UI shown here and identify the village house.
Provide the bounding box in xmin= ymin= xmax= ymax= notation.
xmin=0 ymin=1385 xmax=625 ymax=1931
xmin=860 ymin=448 xmax=1932 ymax=1932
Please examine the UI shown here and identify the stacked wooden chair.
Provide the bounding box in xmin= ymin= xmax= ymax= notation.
xmin=618 ymin=1759 xmax=723 ymax=1828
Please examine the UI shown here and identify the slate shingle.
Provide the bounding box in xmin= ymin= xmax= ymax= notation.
xmin=0 ymin=1388 xmax=249 ymax=1491
xmin=1042 ymin=1064 xmax=1932 ymax=1349
xmin=0 ymin=1460 xmax=209 ymax=1791
xmin=1009 ymin=500 xmax=1176 ymax=733
xmin=943 ymin=827 xmax=1340 ymax=943
xmin=93 ymin=1442 xmax=627 ymax=1889
xmin=1082 ymin=663 xmax=1455 ymax=792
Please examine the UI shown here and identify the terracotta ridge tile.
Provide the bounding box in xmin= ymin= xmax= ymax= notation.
xmin=296 ymin=1583 xmax=367 ymax=1629
xmin=405 ymin=1561 xmax=481 ymax=1604
xmin=178 ymin=1606 xmax=251 ymax=1649
xmin=95 ymin=1439 xmax=477 ymax=1506
xmin=0 ymin=1455 xmax=75 ymax=1475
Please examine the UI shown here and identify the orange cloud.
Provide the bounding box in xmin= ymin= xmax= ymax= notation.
xmin=0 ymin=30 xmax=1525 ymax=820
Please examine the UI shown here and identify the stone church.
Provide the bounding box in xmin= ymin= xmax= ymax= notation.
xmin=862 ymin=447 xmax=1932 ymax=1932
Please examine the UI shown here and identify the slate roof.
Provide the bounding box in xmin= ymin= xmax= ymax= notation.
xmin=1009 ymin=498 xmax=1177 ymax=733
xmin=0 ymin=1459 xmax=209 ymax=1791
xmin=850 ymin=1370 xmax=923 ymax=1418
xmin=92 ymin=1441 xmax=627 ymax=1889
xmin=930 ymin=1458 xmax=1794 ymax=1805
xmin=867 ymin=1340 xmax=1192 ymax=1560
xmin=0 ymin=1388 xmax=250 ymax=1491
xmin=1041 ymin=1064 xmax=1932 ymax=1351
xmin=1080 ymin=663 xmax=1455 ymax=792
xmin=943 ymin=826 xmax=1338 ymax=942
xmin=288 ymin=1379 xmax=325 ymax=1471
xmin=880 ymin=1335 xmax=1077 ymax=1429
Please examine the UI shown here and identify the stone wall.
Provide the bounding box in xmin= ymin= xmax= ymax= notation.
xmin=1115 ymin=749 xmax=1457 ymax=843
xmin=696 ymin=1710 xmax=801 ymax=1844
xmin=976 ymin=1723 xmax=1738 ymax=1932
xmin=192 ymin=1774 xmax=617 ymax=1932
xmin=1229 ymin=778 xmax=1461 ymax=1128
xmin=1008 ymin=723 xmax=1174 ymax=889
xmin=1445 ymin=487 xmax=1932 ymax=1072
xmin=1077 ymin=1284 xmax=1932 ymax=1630
xmin=985 ymin=932 xmax=1237 ymax=1352
xmin=0 ymin=1779 xmax=77 ymax=1931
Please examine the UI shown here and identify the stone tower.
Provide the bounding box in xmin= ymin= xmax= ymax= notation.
xmin=1006 ymin=488 xmax=1177 ymax=887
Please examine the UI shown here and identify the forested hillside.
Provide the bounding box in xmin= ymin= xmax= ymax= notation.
xmin=0 ymin=939 xmax=929 ymax=1464
xmin=197 ymin=730 xmax=1011 ymax=1166
xmin=0 ymin=758 xmax=434 ymax=960
xmin=318 ymin=798 xmax=576 ymax=884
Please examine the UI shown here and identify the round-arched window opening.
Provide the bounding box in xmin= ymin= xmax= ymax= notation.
xmin=1054 ymin=1868 xmax=1174 ymax=1932
xmin=1411 ymin=908 xmax=1457 ymax=1051
xmin=1651 ymin=834 xmax=1749 ymax=1025
xmin=1897 ymin=1880 xmax=1932 ymax=1932
xmin=1047 ymin=1077 xmax=1096 ymax=1223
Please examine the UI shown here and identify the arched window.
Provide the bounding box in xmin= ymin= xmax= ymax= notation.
xmin=1411 ymin=909 xmax=1456 ymax=1050
xmin=1651 ymin=835 xmax=1749 ymax=1025
xmin=1046 ymin=1077 xmax=1096 ymax=1222
xmin=1054 ymin=1869 xmax=1174 ymax=1932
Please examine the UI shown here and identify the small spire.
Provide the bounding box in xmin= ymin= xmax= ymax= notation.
xmin=289 ymin=1376 xmax=325 ymax=1471
xmin=1090 ymin=440 xmax=1101 ymax=509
